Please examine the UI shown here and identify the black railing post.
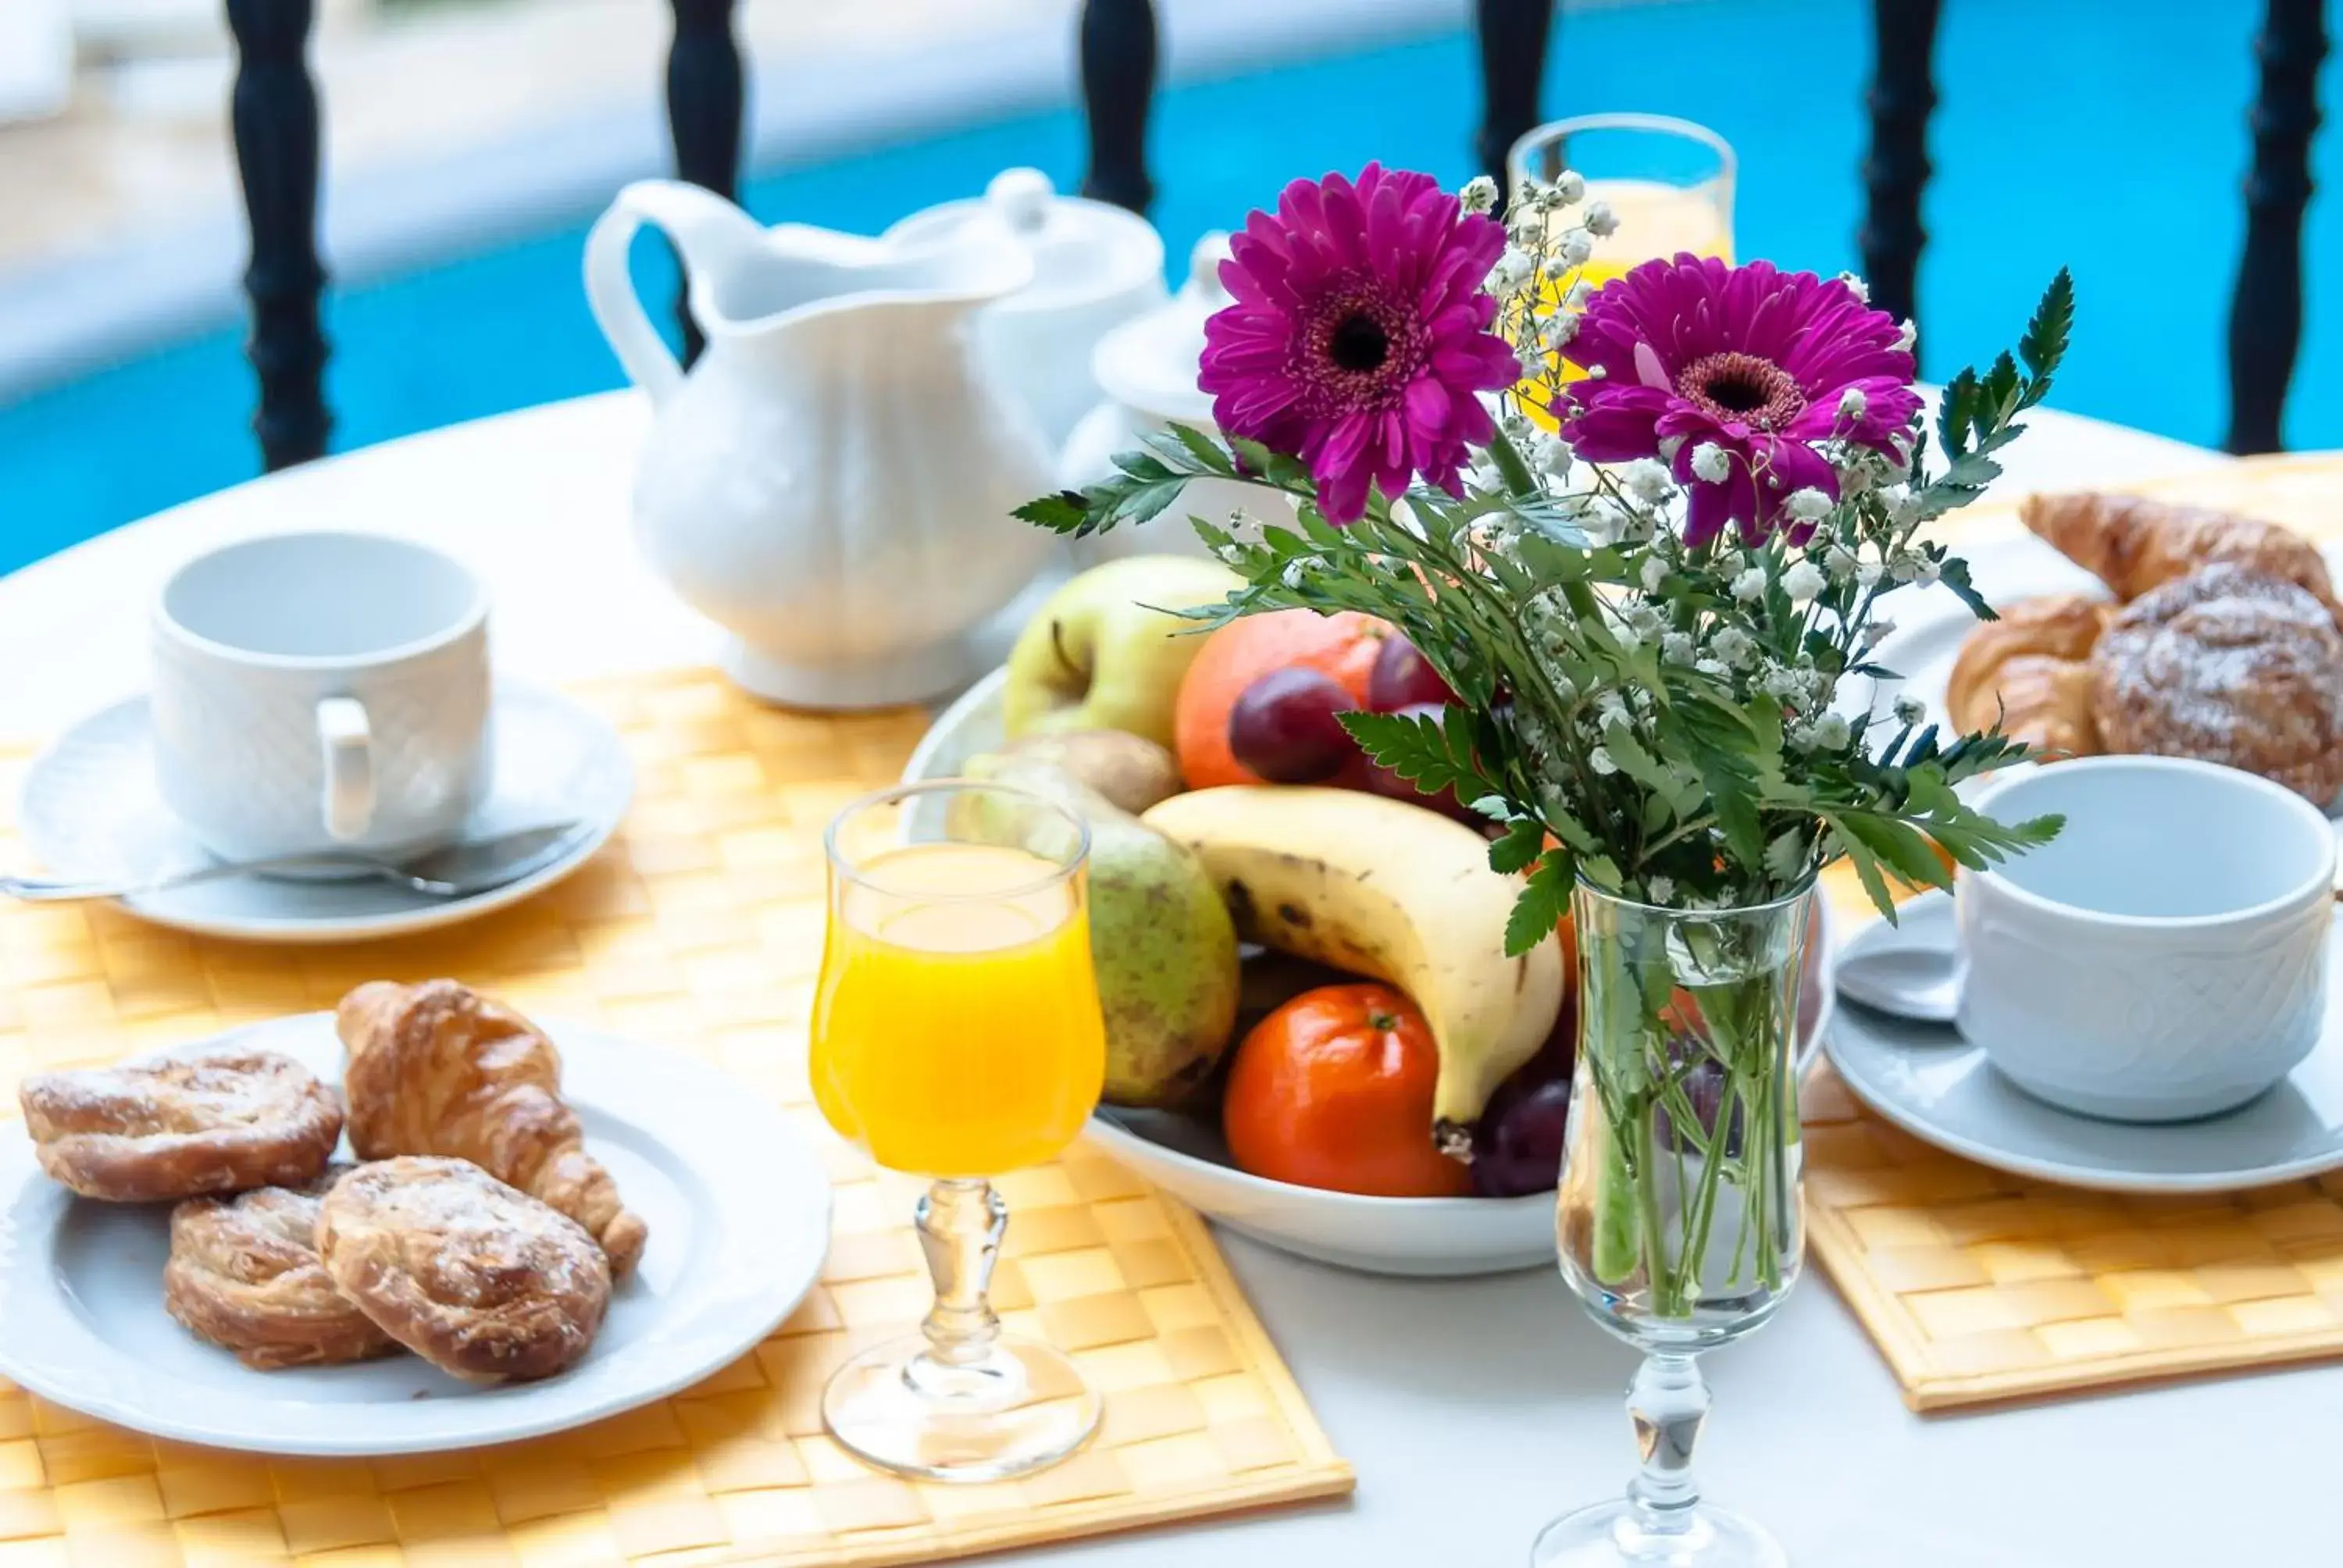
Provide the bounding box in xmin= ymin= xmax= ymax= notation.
xmin=1079 ymin=0 xmax=1157 ymax=216
xmin=667 ymin=0 xmax=744 ymax=365
xmin=226 ymin=0 xmax=329 ymax=472
xmin=1474 ymin=0 xmax=1556 ymax=194
xmin=1857 ymin=0 xmax=1942 ymax=357
xmin=2226 ymin=0 xmax=2327 ymax=455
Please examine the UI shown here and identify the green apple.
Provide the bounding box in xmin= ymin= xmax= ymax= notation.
xmin=1002 ymin=555 xmax=1241 ymax=749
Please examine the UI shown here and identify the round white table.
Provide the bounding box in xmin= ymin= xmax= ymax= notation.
xmin=0 ymin=392 xmax=2297 ymax=1566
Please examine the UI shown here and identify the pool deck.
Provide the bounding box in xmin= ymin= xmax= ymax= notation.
xmin=0 ymin=0 xmax=1464 ymax=396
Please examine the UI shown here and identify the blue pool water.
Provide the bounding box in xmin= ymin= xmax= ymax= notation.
xmin=0 ymin=0 xmax=2335 ymax=573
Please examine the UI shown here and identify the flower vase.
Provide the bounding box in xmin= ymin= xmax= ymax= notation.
xmin=1540 ymin=882 xmax=1810 ymax=1568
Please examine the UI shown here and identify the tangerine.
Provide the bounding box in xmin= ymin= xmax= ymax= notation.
xmin=1172 ymin=609 xmax=1388 ymax=789
xmin=1221 ymin=982 xmax=1472 ymax=1199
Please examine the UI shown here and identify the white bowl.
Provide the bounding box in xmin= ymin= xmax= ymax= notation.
xmin=908 ymin=669 xmax=1838 ymax=1276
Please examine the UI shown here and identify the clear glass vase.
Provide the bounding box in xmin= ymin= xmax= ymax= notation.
xmin=1538 ymin=880 xmax=1810 ymax=1567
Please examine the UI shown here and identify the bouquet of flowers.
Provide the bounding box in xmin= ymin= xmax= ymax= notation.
xmin=1018 ymin=163 xmax=2070 ymax=1323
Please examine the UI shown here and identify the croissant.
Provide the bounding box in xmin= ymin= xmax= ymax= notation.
xmin=1945 ymin=593 xmax=2110 ymax=757
xmin=337 ymin=980 xmax=647 ymax=1275
xmin=2020 ymin=492 xmax=2340 ymax=622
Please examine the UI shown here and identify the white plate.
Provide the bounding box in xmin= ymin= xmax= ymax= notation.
xmin=16 ymin=681 xmax=633 ymax=943
xmin=0 ymin=1014 xmax=831 ymax=1455
xmin=908 ymin=665 xmax=1837 ymax=1275
xmin=1826 ymin=893 xmax=2343 ymax=1193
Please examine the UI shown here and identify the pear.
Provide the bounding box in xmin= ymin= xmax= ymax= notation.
xmin=953 ymin=755 xmax=1240 ymax=1107
xmin=1002 ymin=729 xmax=1182 ymax=815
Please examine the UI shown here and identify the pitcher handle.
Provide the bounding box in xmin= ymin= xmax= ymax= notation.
xmin=584 ymin=180 xmax=765 ymax=405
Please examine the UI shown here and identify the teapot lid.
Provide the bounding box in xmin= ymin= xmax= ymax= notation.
xmin=1092 ymin=232 xmax=1233 ymax=427
xmin=885 ymin=168 xmax=1164 ymax=313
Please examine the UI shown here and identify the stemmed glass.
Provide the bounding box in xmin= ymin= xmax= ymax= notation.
xmin=810 ymin=780 xmax=1108 ymax=1481
xmin=1537 ymin=882 xmax=1811 ymax=1567
xmin=1506 ymin=112 xmax=1737 ymax=270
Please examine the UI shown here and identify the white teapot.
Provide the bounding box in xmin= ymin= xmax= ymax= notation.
xmin=1058 ymin=233 xmax=1296 ymax=562
xmin=885 ymin=168 xmax=1168 ymax=451
xmin=585 ymin=180 xmax=1058 ymax=707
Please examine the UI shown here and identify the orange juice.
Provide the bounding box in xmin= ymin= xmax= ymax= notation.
xmin=811 ymin=841 xmax=1107 ymax=1177
xmin=1521 ymin=177 xmax=1733 ymax=426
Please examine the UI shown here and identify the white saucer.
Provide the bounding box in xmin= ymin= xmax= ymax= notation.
xmin=1826 ymin=896 xmax=2343 ymax=1193
xmin=17 ymin=682 xmax=633 ymax=943
xmin=0 ymin=1013 xmax=831 ymax=1456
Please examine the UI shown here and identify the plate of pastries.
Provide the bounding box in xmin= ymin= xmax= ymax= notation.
xmin=0 ymin=980 xmax=830 ymax=1455
xmin=1865 ymin=490 xmax=2343 ymax=808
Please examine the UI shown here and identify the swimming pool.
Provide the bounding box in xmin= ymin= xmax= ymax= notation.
xmin=0 ymin=0 xmax=2334 ymax=574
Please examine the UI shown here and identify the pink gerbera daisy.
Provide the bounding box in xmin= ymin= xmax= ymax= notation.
xmin=1559 ymin=255 xmax=1922 ymax=548
xmin=1198 ymin=164 xmax=1521 ymax=523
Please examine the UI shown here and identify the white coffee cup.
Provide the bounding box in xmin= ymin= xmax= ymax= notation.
xmin=151 ymin=532 xmax=493 ymax=863
xmin=1956 ymin=755 xmax=2336 ymax=1123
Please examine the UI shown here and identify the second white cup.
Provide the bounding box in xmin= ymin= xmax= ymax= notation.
xmin=150 ymin=531 xmax=493 ymax=864
xmin=1956 ymin=755 xmax=2336 ymax=1123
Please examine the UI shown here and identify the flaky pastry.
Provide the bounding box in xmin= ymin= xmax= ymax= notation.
xmin=337 ymin=980 xmax=646 ymax=1274
xmin=163 ymin=1167 xmax=400 ymax=1370
xmin=19 ymin=1050 xmax=341 ymax=1203
xmin=1944 ymin=593 xmax=2112 ymax=756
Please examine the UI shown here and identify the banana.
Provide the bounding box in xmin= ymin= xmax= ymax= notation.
xmin=1139 ymin=786 xmax=1564 ymax=1156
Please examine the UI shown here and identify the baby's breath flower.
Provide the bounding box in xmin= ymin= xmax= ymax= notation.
xmin=1810 ymin=713 xmax=1852 ymax=750
xmin=1500 ymin=412 xmax=1536 ymax=445
xmin=1710 ymin=627 xmax=1754 ymax=666
xmin=1489 ymin=248 xmax=1535 ymax=293
xmin=1835 ymin=271 xmax=1871 ymax=305
xmin=1884 ymin=485 xmax=1923 ymax=528
xmin=1581 ymin=497 xmax=1626 ymax=546
xmin=1623 ymin=458 xmax=1674 ymax=504
xmin=1758 ymin=665 xmax=1806 ymax=700
xmin=1689 ymin=441 xmax=1732 ymax=484
xmin=1856 ymin=560 xmax=1885 ymax=589
xmin=1781 ymin=559 xmax=1826 ymax=602
xmin=1623 ymin=604 xmax=1664 ymax=640
xmin=1917 ymin=556 xmax=1942 ymax=585
xmin=1539 ymin=255 xmax=1573 ymax=281
xmin=1279 ymin=559 xmax=1311 ymax=590
xmin=1783 ymin=487 xmax=1835 ymax=524
xmin=1539 ymin=312 xmax=1580 ymax=350
xmin=1730 ymin=565 xmax=1769 ymax=603
xmin=1507 ymin=208 xmax=1546 ymax=244
xmin=1660 ymin=631 xmax=1695 ymax=665
xmin=1532 ymin=432 xmax=1573 ymax=479
xmin=1694 ymin=656 xmax=1729 ymax=678
xmin=1892 ymin=317 xmax=1918 ymax=354
xmin=1553 ymin=169 xmax=1586 ymax=204
xmin=1563 ymin=280 xmax=1594 ymax=311
xmin=1582 ymin=199 xmax=1617 ymax=237
xmin=1824 ymin=543 xmax=1860 ymax=580
xmin=1888 ymin=551 xmax=1921 ymax=583
xmin=1646 ymin=875 xmax=1676 ymax=904
xmin=1859 ymin=617 xmax=1898 ymax=652
xmin=1589 ymin=745 xmax=1618 ymax=776
xmin=1893 ymin=694 xmax=1926 ymax=725
xmin=1639 ymin=554 xmax=1670 ymax=593
xmin=1596 ymin=691 xmax=1630 ymax=724
xmin=1657 ymin=434 xmax=1685 ymax=465
xmin=1516 ymin=338 xmax=1548 ymax=375
xmin=1787 ymin=722 xmax=1820 ymax=754
xmin=1459 ymin=175 xmax=1500 ymax=215
xmin=1559 ymin=230 xmax=1595 ymax=267
xmin=1836 ymin=387 xmax=1869 ymax=422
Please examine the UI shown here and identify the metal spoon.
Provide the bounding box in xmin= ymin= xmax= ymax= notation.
xmin=0 ymin=821 xmax=594 ymax=904
xmin=1832 ymin=889 xmax=1961 ymax=1025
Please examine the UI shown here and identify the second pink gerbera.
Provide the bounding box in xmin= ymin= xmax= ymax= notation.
xmin=1560 ymin=255 xmax=1922 ymax=547
xmin=1198 ymin=164 xmax=1521 ymax=523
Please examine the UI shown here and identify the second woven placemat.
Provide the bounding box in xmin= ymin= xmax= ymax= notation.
xmin=0 ymin=668 xmax=1351 ymax=1568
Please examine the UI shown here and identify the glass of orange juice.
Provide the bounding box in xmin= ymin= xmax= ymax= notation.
xmin=1507 ymin=114 xmax=1736 ymax=426
xmin=811 ymin=779 xmax=1108 ymax=1482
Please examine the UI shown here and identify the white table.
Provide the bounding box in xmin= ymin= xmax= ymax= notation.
xmin=0 ymin=392 xmax=2295 ymax=1566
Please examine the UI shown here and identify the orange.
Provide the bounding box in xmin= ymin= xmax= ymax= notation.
xmin=1221 ymin=982 xmax=1472 ymax=1199
xmin=1172 ymin=609 xmax=1388 ymax=789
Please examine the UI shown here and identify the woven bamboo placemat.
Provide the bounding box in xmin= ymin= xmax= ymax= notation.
xmin=1802 ymin=447 xmax=2343 ymax=1410
xmin=0 ymin=668 xmax=1351 ymax=1567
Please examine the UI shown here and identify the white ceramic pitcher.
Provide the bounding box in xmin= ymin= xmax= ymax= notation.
xmin=585 ymin=180 xmax=1058 ymax=707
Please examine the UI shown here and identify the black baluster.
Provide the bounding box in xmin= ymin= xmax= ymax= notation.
xmin=1474 ymin=0 xmax=1556 ymax=194
xmin=226 ymin=0 xmax=329 ymax=472
xmin=1079 ymin=0 xmax=1157 ymax=216
xmin=1857 ymin=0 xmax=1942 ymax=355
xmin=667 ymin=0 xmax=744 ymax=365
xmin=2227 ymin=0 xmax=2327 ymax=455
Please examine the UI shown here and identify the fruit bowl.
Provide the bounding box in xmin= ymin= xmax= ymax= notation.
xmin=905 ymin=668 xmax=1840 ymax=1278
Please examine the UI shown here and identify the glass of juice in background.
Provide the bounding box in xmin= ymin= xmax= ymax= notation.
xmin=1507 ymin=113 xmax=1737 ymax=424
xmin=811 ymin=779 xmax=1109 ymax=1482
